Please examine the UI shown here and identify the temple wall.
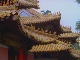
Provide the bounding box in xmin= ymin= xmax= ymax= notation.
xmin=24 ymin=53 xmax=34 ymax=60
xmin=0 ymin=44 xmax=8 ymax=60
xmin=27 ymin=53 xmax=34 ymax=60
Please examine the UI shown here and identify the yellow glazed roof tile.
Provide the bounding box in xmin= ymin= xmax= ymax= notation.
xmin=29 ymin=43 xmax=71 ymax=52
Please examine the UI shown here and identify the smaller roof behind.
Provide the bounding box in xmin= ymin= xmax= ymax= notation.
xmin=58 ymin=33 xmax=79 ymax=38
xmin=70 ymin=49 xmax=80 ymax=58
xmin=60 ymin=25 xmax=72 ymax=33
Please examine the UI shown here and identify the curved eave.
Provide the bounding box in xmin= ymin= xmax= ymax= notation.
xmin=18 ymin=9 xmax=61 ymax=44
xmin=70 ymin=49 xmax=80 ymax=58
xmin=18 ymin=13 xmax=61 ymax=44
xmin=29 ymin=49 xmax=70 ymax=53
xmin=0 ymin=6 xmax=12 ymax=10
xmin=29 ymin=43 xmax=71 ymax=53
xmin=18 ymin=0 xmax=40 ymax=9
xmin=58 ymin=36 xmax=79 ymax=39
xmin=18 ymin=22 xmax=58 ymax=44
xmin=58 ymin=33 xmax=79 ymax=39
xmin=26 ymin=8 xmax=43 ymax=16
xmin=0 ymin=10 xmax=18 ymax=20
xmin=19 ymin=9 xmax=61 ymax=24
xmin=60 ymin=25 xmax=72 ymax=33
xmin=0 ymin=6 xmax=18 ymax=11
xmin=19 ymin=14 xmax=61 ymax=24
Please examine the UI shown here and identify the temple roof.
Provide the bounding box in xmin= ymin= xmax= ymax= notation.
xmin=56 ymin=40 xmax=71 ymax=45
xmin=19 ymin=12 xmax=61 ymax=24
xmin=29 ymin=42 xmax=71 ymax=53
xmin=26 ymin=8 xmax=61 ymax=19
xmin=0 ymin=10 xmax=18 ymax=18
xmin=19 ymin=8 xmax=61 ymax=24
xmin=26 ymin=8 xmax=43 ymax=16
xmin=60 ymin=25 xmax=72 ymax=33
xmin=58 ymin=33 xmax=79 ymax=38
xmin=18 ymin=0 xmax=39 ymax=9
xmin=0 ymin=6 xmax=17 ymax=11
xmin=0 ymin=1 xmax=79 ymax=58
xmin=70 ymin=49 xmax=80 ymax=58
xmin=20 ymin=24 xmax=58 ymax=43
xmin=0 ymin=0 xmax=39 ymax=9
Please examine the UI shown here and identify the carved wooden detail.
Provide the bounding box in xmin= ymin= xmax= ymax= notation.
xmin=4 ymin=38 xmax=21 ymax=48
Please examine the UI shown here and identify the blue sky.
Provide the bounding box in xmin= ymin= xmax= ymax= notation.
xmin=37 ymin=0 xmax=80 ymax=32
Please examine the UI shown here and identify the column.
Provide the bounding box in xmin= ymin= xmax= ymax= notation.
xmin=18 ymin=48 xmax=24 ymax=60
xmin=0 ymin=44 xmax=8 ymax=60
xmin=18 ymin=48 xmax=34 ymax=60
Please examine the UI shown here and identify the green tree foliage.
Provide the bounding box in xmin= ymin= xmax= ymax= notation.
xmin=76 ymin=0 xmax=80 ymax=4
xmin=77 ymin=58 xmax=80 ymax=60
xmin=75 ymin=21 xmax=80 ymax=32
xmin=75 ymin=21 xmax=80 ymax=60
xmin=75 ymin=0 xmax=80 ymax=31
xmin=41 ymin=10 xmax=51 ymax=15
xmin=71 ymin=43 xmax=80 ymax=49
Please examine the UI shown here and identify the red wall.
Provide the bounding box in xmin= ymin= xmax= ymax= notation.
xmin=27 ymin=54 xmax=34 ymax=60
xmin=0 ymin=47 xmax=8 ymax=60
xmin=18 ymin=48 xmax=34 ymax=60
xmin=23 ymin=53 xmax=34 ymax=60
